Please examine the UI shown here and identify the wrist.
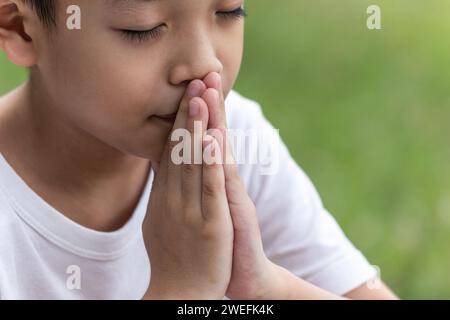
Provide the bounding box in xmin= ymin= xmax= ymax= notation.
xmin=264 ymin=264 xmax=343 ymax=300
xmin=265 ymin=262 xmax=291 ymax=299
xmin=144 ymin=281 xmax=225 ymax=300
xmin=248 ymin=260 xmax=290 ymax=300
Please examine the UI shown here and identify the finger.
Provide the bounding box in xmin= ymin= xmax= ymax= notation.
xmin=219 ymin=127 xmax=240 ymax=184
xmin=202 ymin=88 xmax=224 ymax=131
xmin=202 ymin=74 xmax=233 ymax=170
xmin=150 ymin=160 xmax=163 ymax=188
xmin=151 ymin=161 xmax=160 ymax=175
xmin=164 ymin=80 xmax=206 ymax=185
xmin=203 ymin=74 xmax=258 ymax=234
xmin=202 ymin=135 xmax=228 ymax=221
xmin=173 ymin=80 xmax=207 ymax=132
xmin=218 ymin=127 xmax=256 ymax=229
xmin=181 ymin=97 xmax=209 ymax=215
xmin=205 ymin=128 xmax=241 ymax=215
xmin=203 ymin=72 xmax=227 ymax=129
xmin=203 ymin=71 xmax=222 ymax=92
xmin=202 ymin=90 xmax=234 ymax=174
xmin=210 ymin=126 xmax=246 ymax=208
xmin=203 ymin=73 xmax=247 ymax=215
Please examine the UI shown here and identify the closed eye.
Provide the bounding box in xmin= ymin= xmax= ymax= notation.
xmin=120 ymin=25 xmax=165 ymax=42
xmin=120 ymin=6 xmax=247 ymax=43
xmin=217 ymin=6 xmax=248 ymax=20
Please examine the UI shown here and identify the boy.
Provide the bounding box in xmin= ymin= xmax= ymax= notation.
xmin=0 ymin=0 xmax=397 ymax=299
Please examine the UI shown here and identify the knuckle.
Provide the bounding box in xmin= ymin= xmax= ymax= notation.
xmin=182 ymin=163 xmax=198 ymax=179
xmin=199 ymin=224 xmax=220 ymax=240
xmin=181 ymin=210 xmax=200 ymax=227
xmin=202 ymin=180 xmax=223 ymax=198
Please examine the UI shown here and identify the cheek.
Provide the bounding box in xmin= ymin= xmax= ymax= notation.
xmin=40 ymin=39 xmax=170 ymax=160
xmin=221 ymin=50 xmax=243 ymax=99
xmin=44 ymin=38 xmax=163 ymax=128
xmin=218 ymin=29 xmax=244 ymax=95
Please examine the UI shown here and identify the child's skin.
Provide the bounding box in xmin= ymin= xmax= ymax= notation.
xmin=142 ymin=71 xmax=343 ymax=300
xmin=0 ymin=0 xmax=397 ymax=299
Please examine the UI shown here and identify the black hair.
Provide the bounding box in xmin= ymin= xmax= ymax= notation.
xmin=24 ymin=0 xmax=56 ymax=27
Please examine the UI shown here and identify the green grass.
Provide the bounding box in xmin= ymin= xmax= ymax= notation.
xmin=0 ymin=53 xmax=26 ymax=91
xmin=2 ymin=0 xmax=450 ymax=299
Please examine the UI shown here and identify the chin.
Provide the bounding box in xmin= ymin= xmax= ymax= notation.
xmin=104 ymin=118 xmax=170 ymax=162
xmin=121 ymin=137 xmax=166 ymax=163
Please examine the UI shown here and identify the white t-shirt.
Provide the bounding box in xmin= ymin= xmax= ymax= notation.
xmin=0 ymin=90 xmax=376 ymax=299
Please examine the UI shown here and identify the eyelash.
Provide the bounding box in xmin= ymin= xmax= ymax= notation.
xmin=120 ymin=7 xmax=247 ymax=43
xmin=217 ymin=6 xmax=248 ymax=20
xmin=121 ymin=28 xmax=163 ymax=42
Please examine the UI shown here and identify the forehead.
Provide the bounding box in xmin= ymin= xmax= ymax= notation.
xmin=100 ymin=0 xmax=238 ymax=18
xmin=105 ymin=0 xmax=160 ymax=6
xmin=105 ymin=0 xmax=174 ymax=16
xmin=103 ymin=0 xmax=233 ymax=10
xmin=100 ymin=0 xmax=170 ymax=20
xmin=104 ymin=0 xmax=160 ymax=9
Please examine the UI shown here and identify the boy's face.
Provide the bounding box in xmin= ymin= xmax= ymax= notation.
xmin=35 ymin=0 xmax=244 ymax=162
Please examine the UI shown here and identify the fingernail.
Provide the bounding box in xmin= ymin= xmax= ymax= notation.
xmin=187 ymin=81 xmax=202 ymax=97
xmin=189 ymin=99 xmax=200 ymax=117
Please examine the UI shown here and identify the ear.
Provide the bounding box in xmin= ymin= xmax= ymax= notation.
xmin=0 ymin=0 xmax=38 ymax=67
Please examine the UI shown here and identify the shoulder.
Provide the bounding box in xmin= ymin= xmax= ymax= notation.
xmin=224 ymin=90 xmax=266 ymax=129
xmin=223 ymin=90 xmax=285 ymax=182
xmin=0 ymin=185 xmax=20 ymax=299
xmin=223 ymin=91 xmax=317 ymax=202
xmin=0 ymin=186 xmax=15 ymax=229
xmin=0 ymin=187 xmax=18 ymax=267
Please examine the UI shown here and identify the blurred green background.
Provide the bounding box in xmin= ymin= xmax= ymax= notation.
xmin=1 ymin=0 xmax=450 ymax=299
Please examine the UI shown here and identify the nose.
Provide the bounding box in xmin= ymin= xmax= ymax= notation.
xmin=168 ymin=30 xmax=224 ymax=86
